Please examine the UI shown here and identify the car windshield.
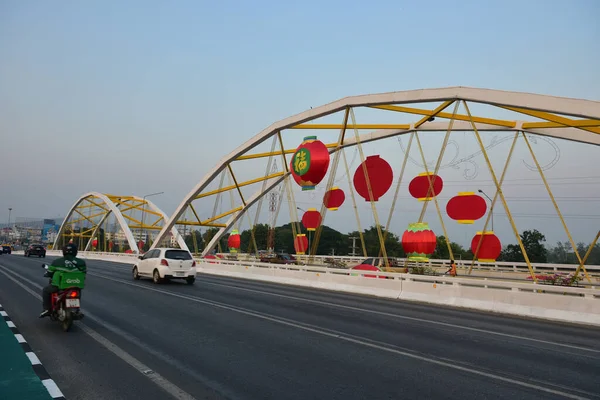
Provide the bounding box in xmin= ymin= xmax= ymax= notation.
xmin=165 ymin=250 xmax=192 ymax=260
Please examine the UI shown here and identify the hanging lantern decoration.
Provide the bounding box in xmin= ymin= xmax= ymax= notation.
xmin=353 ymin=155 xmax=393 ymax=202
xmin=301 ymin=208 xmax=322 ymax=231
xmin=92 ymin=238 xmax=98 ymax=248
xmin=323 ymin=187 xmax=345 ymax=211
xmin=228 ymin=229 xmax=241 ymax=253
xmin=401 ymin=222 xmax=437 ymax=261
xmin=409 ymin=172 xmax=443 ymax=201
xmin=291 ymin=136 xmax=330 ymax=191
xmin=294 ymin=234 xmax=309 ymax=254
xmin=470 ymin=231 xmax=502 ymax=263
xmin=446 ymin=192 xmax=487 ymax=224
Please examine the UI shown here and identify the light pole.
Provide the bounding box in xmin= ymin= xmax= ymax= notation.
xmin=141 ymin=192 xmax=164 ymax=251
xmin=478 ymin=189 xmax=494 ymax=232
xmin=297 ymin=206 xmax=310 ymax=255
xmin=7 ymin=208 xmax=12 ymax=242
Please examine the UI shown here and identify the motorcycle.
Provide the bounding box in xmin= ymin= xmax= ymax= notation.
xmin=42 ymin=264 xmax=84 ymax=331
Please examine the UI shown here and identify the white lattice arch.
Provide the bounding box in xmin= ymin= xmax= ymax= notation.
xmin=151 ymin=86 xmax=600 ymax=254
xmin=54 ymin=192 xmax=140 ymax=253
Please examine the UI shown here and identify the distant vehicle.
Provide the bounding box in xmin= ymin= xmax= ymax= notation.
xmin=260 ymin=253 xmax=296 ymax=265
xmin=1 ymin=245 xmax=12 ymax=254
xmin=132 ymin=248 xmax=197 ymax=285
xmin=352 ymin=257 xmax=402 ymax=270
xmin=25 ymin=245 xmax=46 ymax=258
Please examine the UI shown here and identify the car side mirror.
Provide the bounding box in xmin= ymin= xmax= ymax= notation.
xmin=138 ymin=255 xmax=144 ymax=260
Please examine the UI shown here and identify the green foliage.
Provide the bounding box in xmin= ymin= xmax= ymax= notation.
xmin=499 ymin=229 xmax=547 ymax=263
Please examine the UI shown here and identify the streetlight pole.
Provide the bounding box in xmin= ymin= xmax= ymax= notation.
xmin=478 ymin=190 xmax=494 ymax=231
xmin=141 ymin=192 xmax=164 ymax=251
xmin=7 ymin=208 xmax=12 ymax=242
xmin=297 ymin=206 xmax=309 ymax=255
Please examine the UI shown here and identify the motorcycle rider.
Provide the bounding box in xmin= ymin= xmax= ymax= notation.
xmin=39 ymin=243 xmax=87 ymax=318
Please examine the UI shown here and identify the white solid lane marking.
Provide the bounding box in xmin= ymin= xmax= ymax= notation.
xmin=26 ymin=352 xmax=42 ymax=365
xmin=15 ymin=334 xmax=26 ymax=343
xmin=7 ymin=320 xmax=16 ymax=328
xmin=0 ymin=265 xmax=197 ymax=400
xmin=201 ymin=278 xmax=600 ymax=354
xmin=87 ymin=271 xmax=592 ymax=400
xmin=41 ymin=379 xmax=64 ymax=398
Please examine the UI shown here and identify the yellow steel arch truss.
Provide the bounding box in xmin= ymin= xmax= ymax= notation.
xmin=150 ymin=87 xmax=599 ymax=282
xmin=54 ymin=192 xmax=188 ymax=254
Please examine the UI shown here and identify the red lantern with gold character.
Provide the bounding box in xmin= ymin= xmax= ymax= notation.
xmin=294 ymin=234 xmax=309 ymax=254
xmin=228 ymin=229 xmax=241 ymax=253
xmin=353 ymin=155 xmax=393 ymax=202
xmin=401 ymin=222 xmax=437 ymax=261
xmin=446 ymin=192 xmax=487 ymax=224
xmin=470 ymin=231 xmax=502 ymax=263
xmin=323 ymin=187 xmax=345 ymax=210
xmin=291 ymin=136 xmax=330 ymax=191
xmin=301 ymin=209 xmax=321 ymax=231
xmin=409 ymin=172 xmax=443 ymax=201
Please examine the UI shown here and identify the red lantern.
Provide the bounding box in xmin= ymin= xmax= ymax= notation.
xmin=228 ymin=229 xmax=241 ymax=253
xmin=323 ymin=187 xmax=345 ymax=211
xmin=294 ymin=234 xmax=309 ymax=254
xmin=446 ymin=192 xmax=487 ymax=224
xmin=470 ymin=231 xmax=501 ymax=263
xmin=301 ymin=209 xmax=321 ymax=231
xmin=291 ymin=136 xmax=330 ymax=190
xmin=409 ymin=172 xmax=443 ymax=201
xmin=401 ymin=222 xmax=437 ymax=261
xmin=92 ymin=238 xmax=98 ymax=248
xmin=353 ymin=155 xmax=393 ymax=202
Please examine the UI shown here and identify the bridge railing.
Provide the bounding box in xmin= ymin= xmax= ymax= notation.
xmin=27 ymin=250 xmax=600 ymax=280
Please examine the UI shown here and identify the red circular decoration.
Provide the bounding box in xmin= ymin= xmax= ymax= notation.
xmin=92 ymin=239 xmax=98 ymax=247
xmin=446 ymin=192 xmax=487 ymax=224
xmin=353 ymin=155 xmax=393 ymax=202
xmin=409 ymin=173 xmax=443 ymax=201
xmin=289 ymin=159 xmax=303 ymax=186
xmin=228 ymin=229 xmax=241 ymax=252
xmin=291 ymin=136 xmax=330 ymax=190
xmin=301 ymin=209 xmax=322 ymax=231
xmin=294 ymin=234 xmax=309 ymax=254
xmin=323 ymin=187 xmax=345 ymax=210
xmin=470 ymin=232 xmax=502 ymax=263
xmin=401 ymin=222 xmax=437 ymax=261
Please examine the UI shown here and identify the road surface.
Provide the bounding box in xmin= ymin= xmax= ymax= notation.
xmin=0 ymin=254 xmax=599 ymax=400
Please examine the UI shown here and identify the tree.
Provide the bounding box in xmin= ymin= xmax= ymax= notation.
xmin=499 ymin=229 xmax=547 ymax=263
xmin=433 ymin=236 xmax=470 ymax=260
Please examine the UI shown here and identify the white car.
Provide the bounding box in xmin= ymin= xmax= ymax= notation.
xmin=132 ymin=248 xmax=197 ymax=285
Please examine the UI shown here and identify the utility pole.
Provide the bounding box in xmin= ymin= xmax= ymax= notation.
xmin=349 ymin=236 xmax=359 ymax=256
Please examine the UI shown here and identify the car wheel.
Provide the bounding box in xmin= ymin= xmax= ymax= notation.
xmin=132 ymin=266 xmax=140 ymax=280
xmin=186 ymin=276 xmax=196 ymax=285
xmin=152 ymin=269 xmax=161 ymax=284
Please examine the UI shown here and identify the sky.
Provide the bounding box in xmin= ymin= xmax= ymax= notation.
xmin=1 ymin=0 xmax=599 ymax=249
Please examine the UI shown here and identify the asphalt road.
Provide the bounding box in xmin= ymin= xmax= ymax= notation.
xmin=1 ymin=254 xmax=599 ymax=400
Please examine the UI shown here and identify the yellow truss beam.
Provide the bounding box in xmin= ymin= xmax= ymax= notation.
xmin=176 ymin=206 xmax=242 ymax=227
xmin=235 ymin=143 xmax=338 ymax=161
xmin=370 ymin=104 xmax=518 ymax=128
xmin=176 ymin=221 xmax=227 ymax=228
xmin=128 ymin=225 xmax=164 ymax=231
xmin=521 ymin=119 xmax=600 ymax=129
xmin=501 ymin=106 xmax=600 ymax=134
xmin=195 ymin=172 xmax=284 ymax=199
xmin=69 ymin=210 xmax=108 ymax=225
xmin=290 ymin=124 xmax=411 ymax=130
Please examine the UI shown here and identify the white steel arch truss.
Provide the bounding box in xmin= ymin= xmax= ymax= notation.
xmin=151 ymin=87 xmax=600 ymax=256
xmin=54 ymin=192 xmax=189 ymax=254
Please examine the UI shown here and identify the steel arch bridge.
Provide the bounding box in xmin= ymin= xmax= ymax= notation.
xmin=146 ymin=86 xmax=599 ymax=280
xmin=54 ymin=192 xmax=189 ymax=254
